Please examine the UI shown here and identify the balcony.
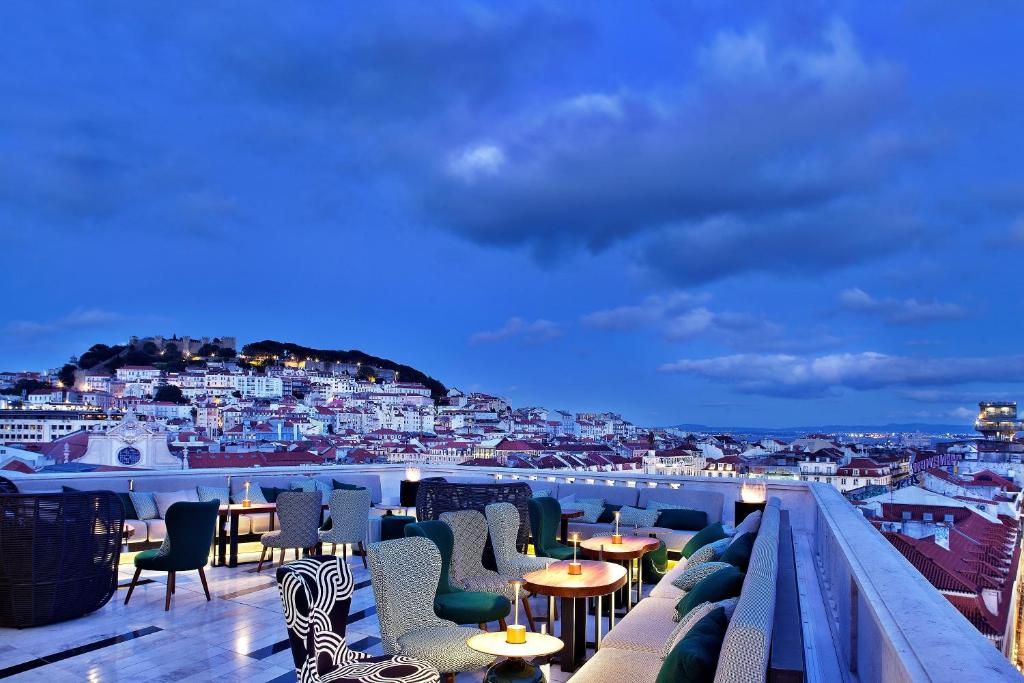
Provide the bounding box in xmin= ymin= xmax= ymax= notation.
xmin=1 ymin=464 xmax=1021 ymax=682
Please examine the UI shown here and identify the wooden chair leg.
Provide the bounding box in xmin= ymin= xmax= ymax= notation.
xmin=358 ymin=541 xmax=368 ymax=569
xmin=165 ymin=571 xmax=175 ymax=611
xmin=198 ymin=566 xmax=211 ymax=601
xmin=123 ymin=567 xmax=142 ymax=605
xmin=279 ymin=548 xmax=285 ymax=565
xmin=256 ymin=545 xmax=268 ymax=573
xmin=522 ymin=594 xmax=536 ymax=631
xmin=331 ymin=543 xmax=337 ymax=555
xmin=342 ymin=544 xmax=348 ymax=561
xmin=443 ymin=673 xmax=455 ymax=683
xmin=498 ymin=618 xmax=507 ymax=630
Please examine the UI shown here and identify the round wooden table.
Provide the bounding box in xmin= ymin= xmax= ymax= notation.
xmin=559 ymin=508 xmax=583 ymax=544
xmin=466 ymin=631 xmax=563 ymax=683
xmin=580 ymin=535 xmax=660 ymax=611
xmin=522 ymin=560 xmax=626 ymax=673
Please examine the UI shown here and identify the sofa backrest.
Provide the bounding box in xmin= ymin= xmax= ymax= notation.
xmin=553 ymin=482 xmax=640 ymax=507
xmin=230 ymin=473 xmax=382 ymax=504
xmin=714 ymin=496 xmax=782 ymax=683
xmin=637 ymin=487 xmax=726 ymax=525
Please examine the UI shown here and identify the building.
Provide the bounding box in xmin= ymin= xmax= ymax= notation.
xmin=0 ymin=409 xmax=118 ymax=443
xmin=977 ymin=402 xmax=1024 ymax=441
xmin=77 ymin=411 xmax=180 ymax=469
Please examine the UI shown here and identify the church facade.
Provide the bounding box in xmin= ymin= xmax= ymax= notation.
xmin=78 ymin=411 xmax=180 ymax=470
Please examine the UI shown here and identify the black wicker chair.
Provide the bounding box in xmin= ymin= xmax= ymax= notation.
xmin=0 ymin=490 xmax=124 ymax=628
xmin=415 ymin=481 xmax=533 ymax=569
xmin=0 ymin=476 xmax=17 ymax=493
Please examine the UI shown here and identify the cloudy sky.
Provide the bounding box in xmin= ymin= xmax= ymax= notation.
xmin=2 ymin=2 xmax=1023 ymax=427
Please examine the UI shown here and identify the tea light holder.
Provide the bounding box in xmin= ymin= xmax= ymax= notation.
xmin=611 ymin=511 xmax=623 ymax=544
xmin=506 ymin=580 xmax=526 ymax=644
xmin=568 ymin=533 xmax=582 ymax=575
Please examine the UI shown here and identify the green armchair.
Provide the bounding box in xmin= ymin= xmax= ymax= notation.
xmin=527 ymin=496 xmax=575 ymax=560
xmin=124 ymin=499 xmax=220 ymax=611
xmin=405 ymin=520 xmax=511 ymax=629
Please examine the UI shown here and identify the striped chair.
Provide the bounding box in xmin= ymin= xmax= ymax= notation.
xmin=258 ymin=491 xmax=321 ymax=572
xmin=277 ymin=555 xmax=439 ymax=683
xmin=368 ymin=537 xmax=494 ymax=683
xmin=320 ymin=488 xmax=371 ymax=568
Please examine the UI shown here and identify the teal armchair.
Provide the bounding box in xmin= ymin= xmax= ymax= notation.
xmin=527 ymin=496 xmax=575 ymax=560
xmin=124 ymin=499 xmax=220 ymax=611
xmin=405 ymin=520 xmax=511 ymax=629
xmin=642 ymin=539 xmax=669 ymax=582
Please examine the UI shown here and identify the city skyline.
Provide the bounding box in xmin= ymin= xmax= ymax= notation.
xmin=3 ymin=3 xmax=1024 ymax=426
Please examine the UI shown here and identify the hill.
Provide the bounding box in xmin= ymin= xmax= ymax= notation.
xmin=240 ymin=340 xmax=447 ymax=400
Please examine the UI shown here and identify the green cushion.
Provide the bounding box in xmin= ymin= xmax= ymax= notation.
xmin=405 ymin=520 xmax=458 ymax=594
xmin=332 ymin=480 xmax=366 ymax=490
xmin=656 ymin=508 xmax=708 ymax=531
xmin=675 ymin=566 xmax=744 ymax=622
xmin=657 ymin=607 xmax=729 ymax=683
xmin=63 ymin=485 xmax=138 ymax=520
xmin=381 ymin=515 xmax=415 ymax=541
xmin=434 ymin=590 xmax=511 ymax=625
xmin=719 ymin=532 xmax=756 ymax=572
xmin=681 ymin=523 xmax=729 ymax=558
xmin=597 ymin=503 xmax=622 ymax=523
xmin=545 ymin=545 xmax=576 ymax=560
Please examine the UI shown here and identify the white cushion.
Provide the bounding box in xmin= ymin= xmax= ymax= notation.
xmin=153 ymin=489 xmax=200 ymax=518
xmin=732 ymin=510 xmax=762 ymax=539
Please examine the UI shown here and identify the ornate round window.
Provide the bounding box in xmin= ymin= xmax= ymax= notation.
xmin=117 ymin=446 xmax=141 ymax=466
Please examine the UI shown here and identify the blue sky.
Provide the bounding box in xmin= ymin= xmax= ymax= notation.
xmin=2 ymin=2 xmax=1024 ymax=427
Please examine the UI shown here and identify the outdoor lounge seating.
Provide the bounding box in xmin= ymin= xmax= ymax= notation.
xmin=368 ymin=536 xmax=495 ymax=683
xmin=124 ymin=499 xmax=219 ymax=611
xmin=0 ymin=490 xmax=123 ymax=628
xmin=527 ymin=495 xmax=575 ymax=560
xmin=571 ymin=496 xmax=783 ymax=682
xmin=404 ymin=520 xmax=511 ymax=629
xmin=320 ymin=487 xmax=371 ymax=567
xmin=484 ymin=502 xmax=554 ymax=577
xmin=257 ymin=490 xmax=321 ymax=572
xmin=277 ymin=555 xmax=439 ymax=683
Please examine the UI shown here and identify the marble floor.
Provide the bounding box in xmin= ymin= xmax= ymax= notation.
xmin=0 ymin=546 xmax=644 ymax=682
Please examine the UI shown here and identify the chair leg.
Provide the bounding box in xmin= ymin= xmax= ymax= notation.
xmin=498 ymin=618 xmax=507 ymax=630
xmin=279 ymin=548 xmax=285 ymax=565
xmin=331 ymin=543 xmax=337 ymax=555
xmin=444 ymin=673 xmax=455 ymax=683
xmin=198 ymin=566 xmax=211 ymax=601
xmin=342 ymin=544 xmax=348 ymax=561
xmin=358 ymin=541 xmax=368 ymax=569
xmin=165 ymin=572 xmax=175 ymax=611
xmin=522 ymin=594 xmax=536 ymax=631
xmin=123 ymin=567 xmax=142 ymax=605
xmin=479 ymin=622 xmax=487 ymax=631
xmin=256 ymin=546 xmax=268 ymax=573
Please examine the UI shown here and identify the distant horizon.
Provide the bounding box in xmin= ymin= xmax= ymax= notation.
xmin=3 ymin=3 xmax=1024 ymax=427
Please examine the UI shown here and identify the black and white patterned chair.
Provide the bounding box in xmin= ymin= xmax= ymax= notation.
xmin=368 ymin=537 xmax=494 ymax=682
xmin=320 ymin=489 xmax=371 ymax=568
xmin=484 ymin=502 xmax=554 ymax=576
xmin=441 ymin=509 xmax=537 ymax=630
xmin=277 ymin=556 xmax=439 ymax=683
xmin=259 ymin=491 xmax=322 ymax=572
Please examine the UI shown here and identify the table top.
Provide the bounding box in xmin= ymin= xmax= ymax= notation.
xmin=521 ymin=560 xmax=626 ymax=598
xmin=466 ymin=631 xmax=564 ymax=658
xmin=579 ymin=535 xmax=660 ymax=560
xmin=560 ymin=508 xmax=584 ymax=520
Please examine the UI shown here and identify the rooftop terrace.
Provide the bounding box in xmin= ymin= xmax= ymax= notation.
xmin=1 ymin=464 xmax=1021 ymax=682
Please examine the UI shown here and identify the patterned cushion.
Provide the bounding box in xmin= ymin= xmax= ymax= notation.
xmin=153 ymin=489 xmax=199 ymax=519
xmin=129 ymin=491 xmax=158 ymax=520
xmin=681 ymin=522 xmax=729 ymax=558
xmin=196 ymin=485 xmax=228 ymax=504
xmin=618 ymin=505 xmax=660 ymax=528
xmin=574 ymin=497 xmax=605 ymax=523
xmin=733 ymin=509 xmax=762 ymax=538
xmin=662 ymin=600 xmax=717 ymax=659
xmin=686 ymin=537 xmax=731 ymax=568
xmin=720 ymin=532 xmax=756 ymax=571
xmin=671 ymin=561 xmax=732 ymax=592
xmin=291 ymin=478 xmax=318 ymax=492
xmin=531 ymin=489 xmax=553 ymax=498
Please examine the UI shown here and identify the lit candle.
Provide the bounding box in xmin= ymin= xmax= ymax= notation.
xmin=242 ymin=480 xmax=252 ymax=508
xmin=612 ymin=511 xmax=623 ymax=544
xmin=506 ymin=580 xmax=526 ymax=644
xmin=568 ymin=533 xmax=582 ymax=575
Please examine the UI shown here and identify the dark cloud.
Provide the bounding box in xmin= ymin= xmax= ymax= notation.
xmin=469 ymin=317 xmax=563 ymax=346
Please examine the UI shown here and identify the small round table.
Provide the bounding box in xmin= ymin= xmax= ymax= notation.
xmin=559 ymin=508 xmax=583 ymax=544
xmin=466 ymin=631 xmax=563 ymax=683
xmin=580 ymin=535 xmax=660 ymax=611
xmin=522 ymin=559 xmax=626 ymax=673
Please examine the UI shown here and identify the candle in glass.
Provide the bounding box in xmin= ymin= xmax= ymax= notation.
xmin=506 ymin=580 xmax=526 ymax=643
xmin=568 ymin=533 xmax=582 ymax=575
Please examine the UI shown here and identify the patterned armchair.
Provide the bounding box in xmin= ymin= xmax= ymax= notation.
xmin=440 ymin=509 xmax=537 ymax=630
xmin=368 ymin=537 xmax=494 ymax=682
xmin=484 ymin=503 xmax=554 ymax=577
xmin=259 ymin=491 xmax=322 ymax=572
xmin=277 ymin=556 xmax=439 ymax=683
xmin=320 ymin=488 xmax=371 ymax=568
